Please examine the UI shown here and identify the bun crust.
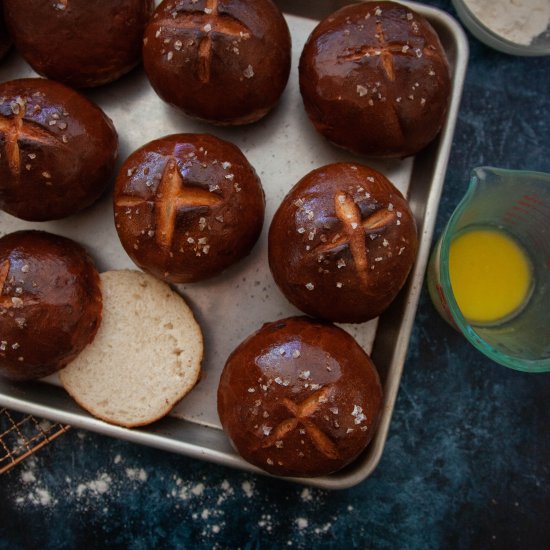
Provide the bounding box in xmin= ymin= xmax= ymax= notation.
xmin=0 ymin=7 xmax=12 ymax=60
xmin=143 ymin=0 xmax=291 ymax=125
xmin=3 ymin=0 xmax=154 ymax=88
xmin=217 ymin=316 xmax=383 ymax=477
xmin=0 ymin=230 xmax=102 ymax=381
xmin=299 ymin=1 xmax=451 ymax=157
xmin=0 ymin=78 xmax=118 ymax=221
xmin=113 ymin=133 xmax=265 ymax=283
xmin=268 ymin=163 xmax=418 ymax=323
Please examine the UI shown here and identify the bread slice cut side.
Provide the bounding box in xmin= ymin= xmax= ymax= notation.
xmin=59 ymin=270 xmax=203 ymax=428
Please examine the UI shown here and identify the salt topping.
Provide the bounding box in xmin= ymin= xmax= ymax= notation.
xmin=352 ymin=404 xmax=367 ymax=424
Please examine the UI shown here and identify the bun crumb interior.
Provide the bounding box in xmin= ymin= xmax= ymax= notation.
xmin=60 ymin=270 xmax=203 ymax=428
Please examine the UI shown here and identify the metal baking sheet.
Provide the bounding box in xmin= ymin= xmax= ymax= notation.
xmin=0 ymin=1 xmax=468 ymax=489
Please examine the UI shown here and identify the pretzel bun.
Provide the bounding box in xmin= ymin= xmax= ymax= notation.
xmin=3 ymin=0 xmax=154 ymax=88
xmin=0 ymin=231 xmax=102 ymax=381
xmin=299 ymin=1 xmax=451 ymax=157
xmin=0 ymin=78 xmax=118 ymax=221
xmin=142 ymin=0 xmax=291 ymax=125
xmin=0 ymin=4 xmax=12 ymax=61
xmin=217 ymin=316 xmax=383 ymax=477
xmin=268 ymin=163 xmax=418 ymax=323
xmin=113 ymin=133 xmax=265 ymax=283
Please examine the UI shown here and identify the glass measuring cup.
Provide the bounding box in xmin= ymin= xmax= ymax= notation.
xmin=427 ymin=167 xmax=550 ymax=373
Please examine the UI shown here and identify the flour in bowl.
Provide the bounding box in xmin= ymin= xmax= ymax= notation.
xmin=464 ymin=0 xmax=550 ymax=45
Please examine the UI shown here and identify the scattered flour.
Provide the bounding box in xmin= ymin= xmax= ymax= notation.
xmin=15 ymin=486 xmax=55 ymax=507
xmin=241 ymin=480 xmax=254 ymax=498
xmin=463 ymin=0 xmax=550 ymax=45
xmin=76 ymin=473 xmax=112 ymax=497
xmin=21 ymin=469 xmax=36 ymax=483
xmin=9 ymin=456 xmax=346 ymax=544
xmin=191 ymin=482 xmax=205 ymax=496
xmin=257 ymin=514 xmax=273 ymax=533
xmin=126 ymin=468 xmax=148 ymax=481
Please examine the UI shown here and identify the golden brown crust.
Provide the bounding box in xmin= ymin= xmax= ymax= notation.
xmin=142 ymin=0 xmax=291 ymax=125
xmin=0 ymin=230 xmax=102 ymax=381
xmin=217 ymin=316 xmax=383 ymax=477
xmin=0 ymin=78 xmax=118 ymax=221
xmin=3 ymin=0 xmax=154 ymax=88
xmin=268 ymin=162 xmax=418 ymax=323
xmin=113 ymin=133 xmax=265 ymax=283
xmin=299 ymin=1 xmax=451 ymax=157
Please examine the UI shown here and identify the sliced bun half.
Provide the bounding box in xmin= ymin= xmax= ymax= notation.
xmin=60 ymin=270 xmax=203 ymax=428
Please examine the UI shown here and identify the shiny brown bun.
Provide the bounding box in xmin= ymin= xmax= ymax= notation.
xmin=217 ymin=316 xmax=383 ymax=477
xmin=0 ymin=78 xmax=118 ymax=221
xmin=142 ymin=0 xmax=291 ymax=125
xmin=113 ymin=133 xmax=265 ymax=283
xmin=268 ymin=163 xmax=418 ymax=323
xmin=3 ymin=0 xmax=154 ymax=88
xmin=0 ymin=231 xmax=102 ymax=381
xmin=0 ymin=4 xmax=12 ymax=61
xmin=299 ymin=1 xmax=451 ymax=158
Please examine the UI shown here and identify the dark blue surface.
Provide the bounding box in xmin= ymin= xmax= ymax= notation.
xmin=1 ymin=2 xmax=549 ymax=549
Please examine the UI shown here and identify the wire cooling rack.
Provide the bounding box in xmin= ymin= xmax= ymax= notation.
xmin=0 ymin=408 xmax=69 ymax=474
